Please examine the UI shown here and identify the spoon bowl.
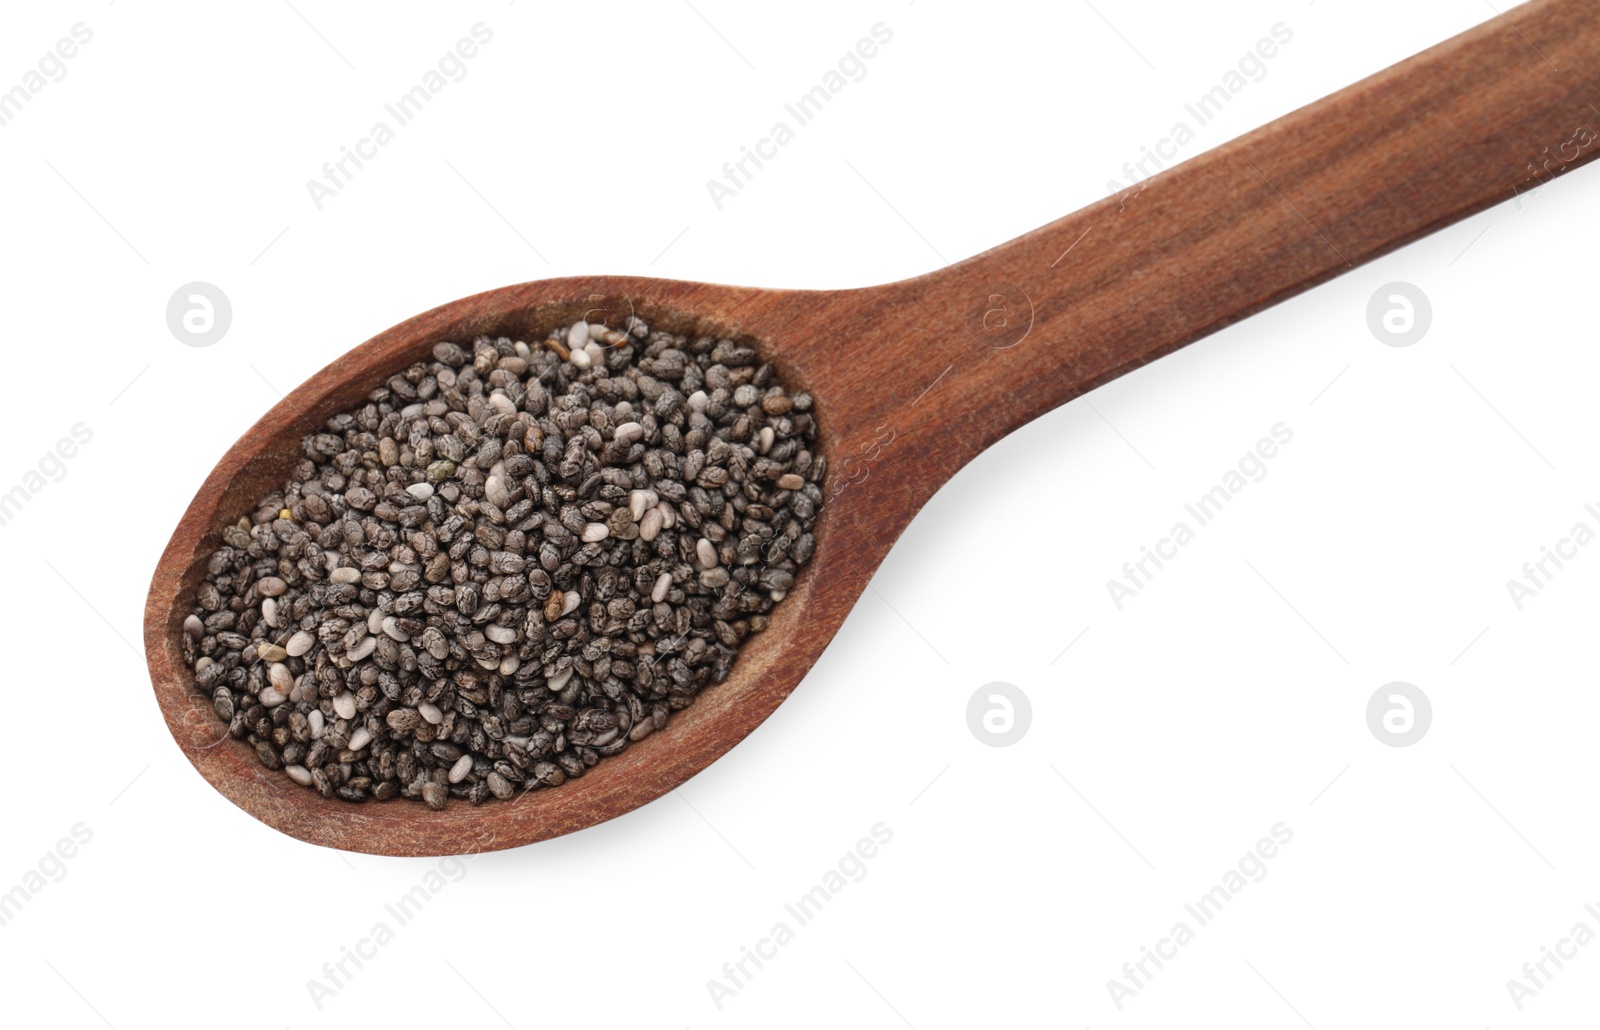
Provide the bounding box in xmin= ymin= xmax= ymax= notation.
xmin=147 ymin=275 xmax=931 ymax=855
xmin=146 ymin=0 xmax=1600 ymax=854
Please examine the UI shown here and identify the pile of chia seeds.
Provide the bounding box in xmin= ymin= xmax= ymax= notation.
xmin=183 ymin=315 xmax=821 ymax=809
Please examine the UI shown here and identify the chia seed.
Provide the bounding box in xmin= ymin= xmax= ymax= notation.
xmin=182 ymin=316 xmax=821 ymax=809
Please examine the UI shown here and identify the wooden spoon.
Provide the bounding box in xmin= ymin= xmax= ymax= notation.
xmin=147 ymin=0 xmax=1600 ymax=855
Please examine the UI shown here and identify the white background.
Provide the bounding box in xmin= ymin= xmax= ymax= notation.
xmin=0 ymin=0 xmax=1595 ymax=1026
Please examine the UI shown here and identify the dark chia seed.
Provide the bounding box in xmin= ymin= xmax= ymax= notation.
xmin=182 ymin=316 xmax=822 ymax=809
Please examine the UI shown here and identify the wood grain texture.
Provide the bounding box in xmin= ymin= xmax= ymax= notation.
xmin=146 ymin=0 xmax=1600 ymax=854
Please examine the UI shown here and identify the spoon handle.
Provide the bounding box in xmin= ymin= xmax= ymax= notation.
xmin=895 ymin=0 xmax=1600 ymax=439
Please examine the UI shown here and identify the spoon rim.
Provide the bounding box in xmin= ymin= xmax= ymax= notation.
xmin=145 ymin=274 xmax=851 ymax=856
